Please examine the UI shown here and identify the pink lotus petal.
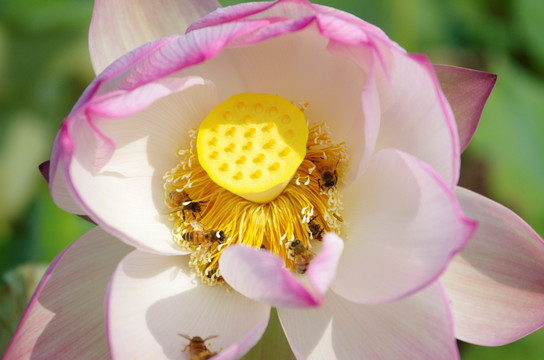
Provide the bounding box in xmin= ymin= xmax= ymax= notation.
xmin=219 ymin=234 xmax=343 ymax=308
xmin=375 ymin=51 xmax=460 ymax=187
xmin=278 ymin=282 xmax=458 ymax=359
xmin=335 ymin=149 xmax=476 ymax=304
xmin=434 ymin=65 xmax=497 ymax=152
xmin=3 ymin=228 xmax=131 ymax=360
xmin=107 ymin=250 xmax=270 ymax=359
xmin=89 ymin=0 xmax=221 ymax=74
xmin=55 ymin=77 xmax=217 ymax=256
xmin=442 ymin=187 xmax=544 ymax=346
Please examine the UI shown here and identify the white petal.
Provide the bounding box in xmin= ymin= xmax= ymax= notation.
xmin=65 ymin=78 xmax=218 ymax=254
xmin=107 ymin=250 xmax=270 ymax=359
xmin=335 ymin=149 xmax=476 ymax=304
xmin=442 ymin=187 xmax=544 ymax=345
xmin=89 ymin=0 xmax=221 ymax=74
xmin=278 ymin=282 xmax=458 ymax=359
xmin=4 ymin=228 xmax=131 ymax=360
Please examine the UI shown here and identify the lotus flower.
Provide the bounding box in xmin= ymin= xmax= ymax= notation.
xmin=5 ymin=1 xmax=544 ymax=359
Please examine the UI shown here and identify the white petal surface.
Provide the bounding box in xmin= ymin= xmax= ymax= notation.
xmin=4 ymin=228 xmax=131 ymax=360
xmin=177 ymin=25 xmax=370 ymax=181
xmin=107 ymin=250 xmax=270 ymax=360
xmin=336 ymin=149 xmax=476 ymax=304
xmin=66 ymin=78 xmax=218 ymax=255
xmin=375 ymin=51 xmax=459 ymax=186
xmin=219 ymin=234 xmax=343 ymax=308
xmin=278 ymin=282 xmax=458 ymax=360
xmin=89 ymin=0 xmax=220 ymax=74
xmin=442 ymin=187 xmax=544 ymax=345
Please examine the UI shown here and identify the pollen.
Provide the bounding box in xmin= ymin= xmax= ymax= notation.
xmin=197 ymin=93 xmax=308 ymax=203
xmin=164 ymin=96 xmax=348 ymax=286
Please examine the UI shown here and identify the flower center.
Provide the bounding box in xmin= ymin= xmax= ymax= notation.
xmin=163 ymin=94 xmax=347 ymax=285
xmin=196 ymin=93 xmax=308 ymax=203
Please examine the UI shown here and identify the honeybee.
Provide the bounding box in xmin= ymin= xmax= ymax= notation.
xmin=288 ymin=239 xmax=315 ymax=274
xmin=169 ymin=190 xmax=207 ymax=220
xmin=179 ymin=334 xmax=218 ymax=360
xmin=182 ymin=221 xmax=226 ymax=245
xmin=308 ymin=216 xmax=324 ymax=240
xmin=315 ymin=159 xmax=339 ymax=190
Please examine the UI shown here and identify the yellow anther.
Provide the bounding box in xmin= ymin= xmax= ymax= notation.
xmin=220 ymin=163 xmax=229 ymax=171
xmin=197 ymin=93 xmax=308 ymax=203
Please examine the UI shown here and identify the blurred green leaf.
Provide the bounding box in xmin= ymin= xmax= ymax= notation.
xmin=466 ymin=56 xmax=544 ymax=235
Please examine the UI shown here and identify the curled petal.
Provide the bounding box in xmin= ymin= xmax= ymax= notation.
xmin=278 ymin=282 xmax=458 ymax=359
xmin=442 ymin=187 xmax=544 ymax=346
xmin=55 ymin=77 xmax=218 ymax=255
xmin=107 ymin=250 xmax=269 ymax=360
xmin=336 ymin=149 xmax=476 ymax=304
xmin=89 ymin=0 xmax=221 ymax=74
xmin=434 ymin=65 xmax=497 ymax=152
xmin=219 ymin=234 xmax=344 ymax=308
xmin=4 ymin=228 xmax=131 ymax=360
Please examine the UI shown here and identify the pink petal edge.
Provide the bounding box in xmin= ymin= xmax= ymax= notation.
xmin=219 ymin=234 xmax=343 ymax=308
xmin=442 ymin=187 xmax=544 ymax=346
xmin=3 ymin=228 xmax=131 ymax=360
xmin=89 ymin=0 xmax=221 ymax=74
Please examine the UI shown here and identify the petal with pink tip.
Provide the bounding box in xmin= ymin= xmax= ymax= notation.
xmin=59 ymin=77 xmax=218 ymax=255
xmin=107 ymin=250 xmax=270 ymax=360
xmin=219 ymin=234 xmax=343 ymax=308
xmin=278 ymin=282 xmax=458 ymax=359
xmin=3 ymin=228 xmax=131 ymax=360
xmin=89 ymin=0 xmax=221 ymax=74
xmin=442 ymin=187 xmax=544 ymax=346
xmin=434 ymin=65 xmax=497 ymax=152
xmin=335 ymin=149 xmax=476 ymax=304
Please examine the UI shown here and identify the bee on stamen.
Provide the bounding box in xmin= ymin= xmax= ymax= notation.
xmin=179 ymin=334 xmax=218 ymax=360
xmin=168 ymin=190 xmax=208 ymax=220
xmin=314 ymin=159 xmax=339 ymax=191
xmin=308 ymin=216 xmax=325 ymax=240
xmin=182 ymin=220 xmax=226 ymax=246
xmin=288 ymin=239 xmax=315 ymax=274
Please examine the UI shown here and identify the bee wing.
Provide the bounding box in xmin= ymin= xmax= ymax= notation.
xmin=189 ymin=220 xmax=205 ymax=231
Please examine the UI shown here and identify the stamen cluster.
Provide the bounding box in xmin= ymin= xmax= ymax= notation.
xmin=163 ymin=122 xmax=348 ymax=285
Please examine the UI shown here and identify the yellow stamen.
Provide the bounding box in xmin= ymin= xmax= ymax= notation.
xmin=197 ymin=93 xmax=308 ymax=203
xmin=164 ymin=95 xmax=347 ymax=285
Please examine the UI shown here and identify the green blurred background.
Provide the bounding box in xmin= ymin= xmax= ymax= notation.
xmin=1 ymin=0 xmax=543 ymax=358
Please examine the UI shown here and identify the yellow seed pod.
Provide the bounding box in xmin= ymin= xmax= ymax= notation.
xmin=197 ymin=93 xmax=308 ymax=203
